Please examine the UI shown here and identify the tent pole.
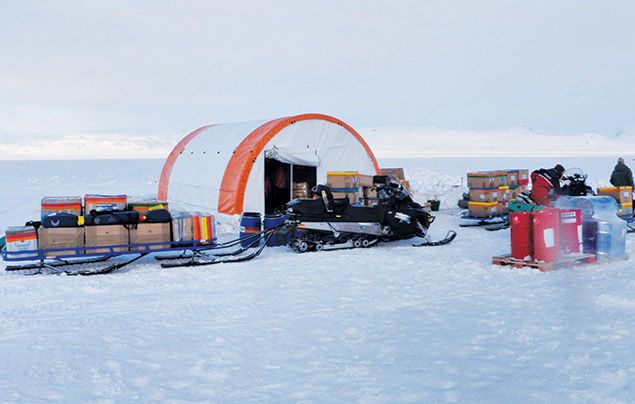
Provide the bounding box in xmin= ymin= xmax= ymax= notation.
xmin=290 ymin=164 xmax=294 ymax=201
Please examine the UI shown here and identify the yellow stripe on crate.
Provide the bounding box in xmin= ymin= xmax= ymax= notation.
xmin=621 ymin=202 xmax=633 ymax=208
xmin=327 ymin=171 xmax=359 ymax=176
xmin=468 ymin=201 xmax=498 ymax=207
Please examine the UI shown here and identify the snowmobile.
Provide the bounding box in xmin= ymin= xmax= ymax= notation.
xmin=278 ymin=182 xmax=456 ymax=252
xmin=559 ymin=168 xmax=595 ymax=197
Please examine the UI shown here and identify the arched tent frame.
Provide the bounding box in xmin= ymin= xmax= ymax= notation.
xmin=159 ymin=113 xmax=380 ymax=215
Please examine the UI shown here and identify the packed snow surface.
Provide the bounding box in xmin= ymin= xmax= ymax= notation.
xmin=1 ymin=156 xmax=635 ymax=402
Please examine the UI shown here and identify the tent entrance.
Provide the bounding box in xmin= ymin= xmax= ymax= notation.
xmin=264 ymin=158 xmax=316 ymax=214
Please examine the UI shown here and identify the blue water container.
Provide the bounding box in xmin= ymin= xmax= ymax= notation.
xmin=263 ymin=213 xmax=287 ymax=247
xmin=596 ymin=220 xmax=626 ymax=259
xmin=240 ymin=212 xmax=262 ymax=248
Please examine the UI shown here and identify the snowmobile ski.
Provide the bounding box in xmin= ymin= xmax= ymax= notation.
xmin=412 ymin=230 xmax=457 ymax=247
xmin=484 ymin=221 xmax=510 ymax=231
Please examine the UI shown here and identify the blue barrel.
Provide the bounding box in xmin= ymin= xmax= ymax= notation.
xmin=240 ymin=212 xmax=262 ymax=248
xmin=264 ymin=214 xmax=287 ymax=247
xmin=582 ymin=220 xmax=598 ymax=254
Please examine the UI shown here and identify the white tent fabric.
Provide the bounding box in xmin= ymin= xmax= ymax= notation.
xmin=161 ymin=115 xmax=379 ymax=215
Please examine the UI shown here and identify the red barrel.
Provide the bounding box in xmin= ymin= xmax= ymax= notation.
xmin=511 ymin=212 xmax=533 ymax=259
xmin=532 ymin=208 xmax=560 ymax=262
xmin=558 ymin=208 xmax=582 ymax=255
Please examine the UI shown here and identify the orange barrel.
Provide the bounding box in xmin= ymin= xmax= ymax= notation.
xmin=558 ymin=208 xmax=582 ymax=255
xmin=510 ymin=212 xmax=533 ymax=259
xmin=532 ymin=208 xmax=560 ymax=262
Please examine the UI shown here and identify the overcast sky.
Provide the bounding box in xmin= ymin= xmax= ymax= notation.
xmin=1 ymin=0 xmax=635 ymax=141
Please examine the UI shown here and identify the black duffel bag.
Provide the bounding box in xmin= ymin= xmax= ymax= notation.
xmin=85 ymin=210 xmax=140 ymax=226
xmin=41 ymin=213 xmax=81 ymax=228
xmin=144 ymin=209 xmax=172 ymax=223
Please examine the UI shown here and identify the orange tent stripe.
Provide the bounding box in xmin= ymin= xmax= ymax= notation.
xmin=158 ymin=125 xmax=215 ymax=201
xmin=217 ymin=113 xmax=380 ymax=215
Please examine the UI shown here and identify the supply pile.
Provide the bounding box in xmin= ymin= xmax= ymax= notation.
xmin=597 ymin=186 xmax=633 ymax=219
xmin=465 ymin=169 xmax=528 ymax=218
xmin=493 ymin=195 xmax=627 ymax=271
xmin=326 ymin=168 xmax=413 ymax=208
xmin=4 ymin=194 xmax=216 ymax=259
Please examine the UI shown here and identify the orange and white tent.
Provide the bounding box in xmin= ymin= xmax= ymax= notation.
xmin=158 ymin=113 xmax=380 ymax=215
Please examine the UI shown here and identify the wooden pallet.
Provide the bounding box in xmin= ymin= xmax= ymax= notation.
xmin=492 ymin=253 xmax=596 ymax=272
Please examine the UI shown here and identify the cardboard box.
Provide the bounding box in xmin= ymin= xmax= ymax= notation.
xmin=505 ymin=170 xmax=519 ymax=187
xmin=84 ymin=194 xmax=128 ymax=213
xmin=617 ymin=202 xmax=633 ymax=217
xmin=362 ymin=186 xmax=380 ymax=206
xmin=37 ymin=227 xmax=84 ymax=257
xmin=85 ymin=225 xmax=129 ymax=253
xmin=292 ymin=181 xmax=310 ymax=199
xmin=468 ymin=201 xmax=499 ymax=217
xmin=597 ymin=186 xmax=633 ymax=204
xmin=498 ymin=200 xmax=509 ymax=214
xmin=518 ymin=169 xmax=530 ymax=186
xmin=498 ymin=186 xmax=510 ymax=201
xmin=327 ymin=172 xmax=359 ymax=189
xmin=469 ymin=188 xmax=498 ymax=203
xmin=357 ymin=174 xmax=375 ymax=187
xmin=130 ymin=223 xmax=171 ymax=251
xmin=41 ymin=197 xmax=82 ymax=219
xmin=380 ymin=168 xmax=406 ymax=182
xmin=467 ymin=172 xmax=506 ymax=189
xmin=5 ymin=226 xmax=38 ymax=259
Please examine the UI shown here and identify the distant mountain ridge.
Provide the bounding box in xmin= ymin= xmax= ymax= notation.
xmin=2 ymin=129 xmax=635 ymax=160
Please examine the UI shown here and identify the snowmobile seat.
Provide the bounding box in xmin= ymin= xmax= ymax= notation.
xmin=314 ymin=185 xmax=349 ymax=213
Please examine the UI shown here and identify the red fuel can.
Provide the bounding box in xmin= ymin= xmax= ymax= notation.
xmin=510 ymin=212 xmax=533 ymax=259
xmin=558 ymin=208 xmax=583 ymax=255
xmin=532 ymin=208 xmax=560 ymax=262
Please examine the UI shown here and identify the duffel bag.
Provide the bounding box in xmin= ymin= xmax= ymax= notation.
xmin=41 ymin=213 xmax=81 ymax=228
xmin=144 ymin=209 xmax=172 ymax=223
xmin=85 ymin=210 xmax=140 ymax=226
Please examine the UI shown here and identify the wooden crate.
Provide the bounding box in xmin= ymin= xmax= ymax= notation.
xmin=492 ymin=254 xmax=596 ymax=272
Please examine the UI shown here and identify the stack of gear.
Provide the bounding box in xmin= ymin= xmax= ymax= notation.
xmin=466 ymin=171 xmax=508 ymax=217
xmin=326 ymin=171 xmax=380 ymax=206
xmin=597 ymin=186 xmax=633 ymax=219
xmin=5 ymin=194 xmax=217 ymax=258
xmin=506 ymin=169 xmax=530 ymax=200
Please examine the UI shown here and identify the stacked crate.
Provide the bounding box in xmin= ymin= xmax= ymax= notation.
xmin=380 ymin=168 xmax=412 ymax=194
xmin=505 ymin=169 xmax=530 ymax=200
xmin=326 ymin=172 xmax=362 ymax=203
xmin=597 ymin=186 xmax=633 ymax=219
xmin=466 ymin=171 xmax=507 ymax=217
xmin=326 ymin=172 xmax=380 ymax=206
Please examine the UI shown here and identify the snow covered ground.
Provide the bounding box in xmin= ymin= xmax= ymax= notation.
xmin=1 ymin=153 xmax=635 ymax=402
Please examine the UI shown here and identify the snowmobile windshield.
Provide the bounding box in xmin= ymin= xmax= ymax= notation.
xmin=563 ymin=167 xmax=586 ymax=179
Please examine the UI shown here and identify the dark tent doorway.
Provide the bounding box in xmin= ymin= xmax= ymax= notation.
xmin=264 ymin=158 xmax=316 ymax=214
